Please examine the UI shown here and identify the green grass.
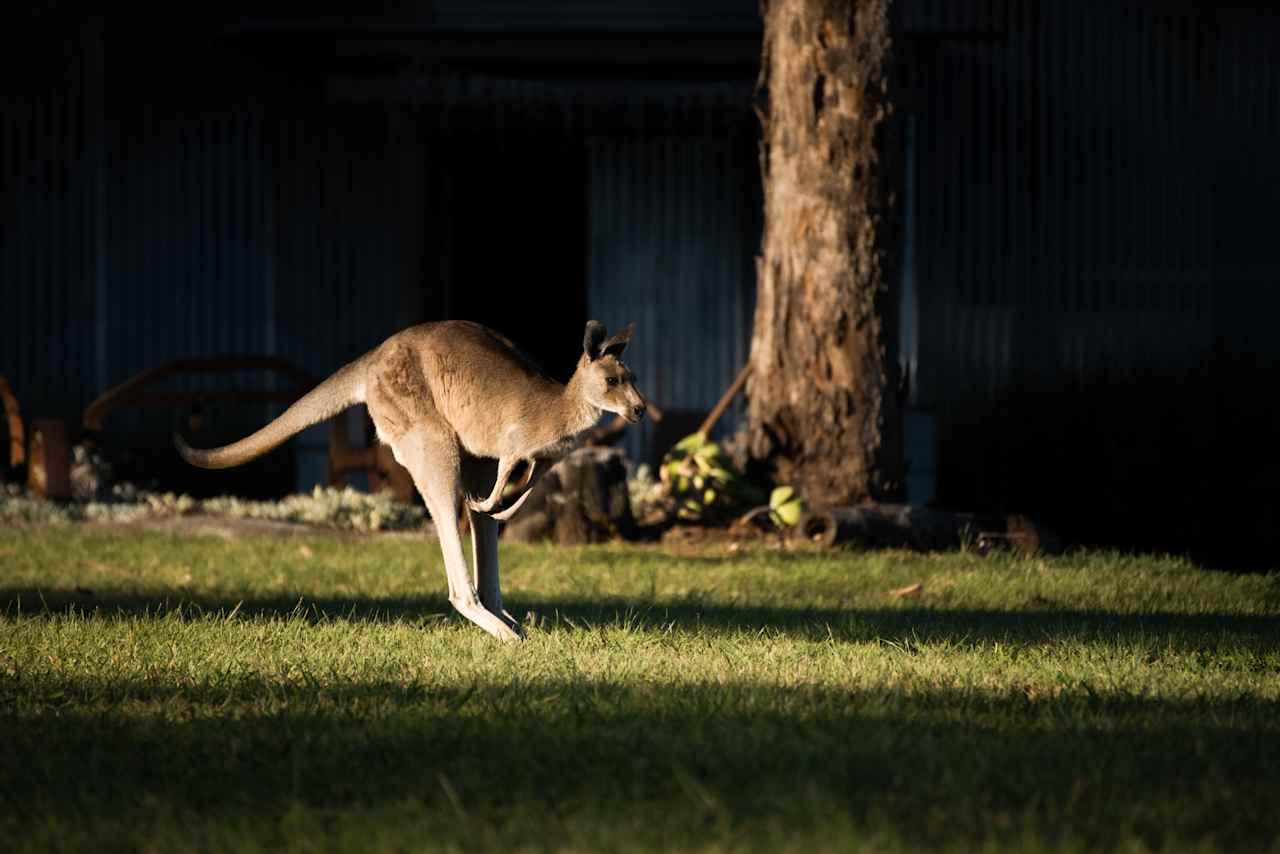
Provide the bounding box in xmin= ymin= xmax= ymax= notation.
xmin=1 ymin=526 xmax=1278 ymax=853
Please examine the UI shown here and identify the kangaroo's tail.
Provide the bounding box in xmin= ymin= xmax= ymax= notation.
xmin=175 ymin=357 xmax=366 ymax=470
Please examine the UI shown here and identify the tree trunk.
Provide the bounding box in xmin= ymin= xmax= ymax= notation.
xmin=747 ymin=0 xmax=903 ymax=507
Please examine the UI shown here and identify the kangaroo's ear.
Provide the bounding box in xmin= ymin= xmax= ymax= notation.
xmin=601 ymin=322 xmax=635 ymax=358
xmin=583 ymin=320 xmax=608 ymax=361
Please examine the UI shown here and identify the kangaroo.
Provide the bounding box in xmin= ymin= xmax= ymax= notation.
xmin=175 ymin=319 xmax=647 ymax=641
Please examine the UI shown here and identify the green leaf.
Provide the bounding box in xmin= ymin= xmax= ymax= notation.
xmin=772 ymin=499 xmax=804 ymax=527
xmin=768 ymin=485 xmax=805 ymax=527
xmin=674 ymin=433 xmax=708 ymax=453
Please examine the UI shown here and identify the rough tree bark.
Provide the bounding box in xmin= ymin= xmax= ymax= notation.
xmin=747 ymin=0 xmax=903 ymax=506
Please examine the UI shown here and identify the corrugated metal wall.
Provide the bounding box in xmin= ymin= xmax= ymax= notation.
xmin=242 ymin=0 xmax=761 ymax=34
xmin=0 ymin=24 xmax=409 ymax=491
xmin=1212 ymin=5 xmax=1280 ymax=359
xmin=98 ymin=99 xmax=403 ymax=413
xmin=266 ymin=103 xmax=408 ymax=488
xmin=271 ymin=104 xmax=404 ymax=378
xmin=898 ymin=0 xmax=1280 ymax=550
xmin=426 ymin=0 xmax=760 ymax=31
xmin=336 ymin=74 xmax=756 ymax=136
xmin=0 ymin=38 xmax=405 ymax=437
xmin=103 ymin=101 xmax=272 ymax=398
xmin=587 ymin=136 xmax=759 ymax=464
xmin=902 ymin=0 xmax=1236 ymax=409
xmin=0 ymin=27 xmax=758 ymax=481
xmin=0 ymin=32 xmax=97 ymax=416
xmin=7 ymin=2 xmax=1280 ymax=508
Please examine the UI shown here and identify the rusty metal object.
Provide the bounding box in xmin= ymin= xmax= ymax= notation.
xmin=0 ymin=375 xmax=24 ymax=468
xmin=27 ymin=418 xmax=71 ymax=499
xmin=83 ymin=356 xmax=419 ymax=499
xmin=327 ymin=408 xmax=415 ymax=502
xmin=83 ymin=357 xmax=318 ymax=432
xmin=368 ymin=445 xmax=415 ymax=500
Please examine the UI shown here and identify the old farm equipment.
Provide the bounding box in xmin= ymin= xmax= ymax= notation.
xmin=0 ymin=375 xmax=72 ymax=499
xmin=81 ymin=357 xmax=410 ymax=498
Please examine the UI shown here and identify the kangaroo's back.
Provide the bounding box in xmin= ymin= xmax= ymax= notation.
xmin=365 ymin=321 xmax=570 ymax=458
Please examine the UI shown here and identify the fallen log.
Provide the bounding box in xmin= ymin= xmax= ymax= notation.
xmin=796 ymin=504 xmax=1063 ymax=555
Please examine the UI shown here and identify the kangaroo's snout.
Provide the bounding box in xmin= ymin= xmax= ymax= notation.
xmin=627 ymin=402 xmax=647 ymax=423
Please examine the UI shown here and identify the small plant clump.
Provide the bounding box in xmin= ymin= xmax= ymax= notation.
xmin=658 ymin=433 xmax=767 ymax=523
xmin=201 ymin=487 xmax=424 ymax=532
xmin=626 ymin=463 xmax=670 ymax=525
xmin=625 ymin=433 xmax=809 ymax=532
xmin=0 ymin=482 xmax=424 ymax=532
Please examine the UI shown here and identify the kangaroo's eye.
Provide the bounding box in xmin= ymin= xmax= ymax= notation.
xmin=606 ymin=377 xmax=619 ymax=387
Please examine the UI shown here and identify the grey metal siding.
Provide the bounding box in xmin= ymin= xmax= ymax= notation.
xmin=271 ymin=105 xmax=402 ymax=378
xmin=423 ymin=0 xmax=762 ymax=32
xmin=7 ymin=1 xmax=1279 ymax=505
xmin=240 ymin=0 xmax=762 ymax=34
xmin=1212 ymin=5 xmax=1280 ymax=358
xmin=587 ymin=135 xmax=758 ymax=464
xmin=270 ymin=105 xmax=406 ymax=489
xmin=899 ymin=0 xmax=1277 ymax=410
xmin=101 ymin=101 xmax=273 ymax=396
xmin=0 ymin=64 xmax=97 ymax=415
xmin=2 ymin=83 xmax=405 ymax=439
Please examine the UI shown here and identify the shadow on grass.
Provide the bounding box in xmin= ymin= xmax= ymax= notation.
xmin=2 ymin=586 xmax=1278 ymax=650
xmin=3 ymin=675 xmax=1278 ymax=850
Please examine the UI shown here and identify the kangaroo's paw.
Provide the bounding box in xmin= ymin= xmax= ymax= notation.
xmin=488 ymin=487 xmax=536 ymax=522
xmin=467 ymin=495 xmax=501 ymax=514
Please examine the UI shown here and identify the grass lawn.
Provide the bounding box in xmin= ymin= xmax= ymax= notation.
xmin=1 ymin=524 xmax=1278 ymax=852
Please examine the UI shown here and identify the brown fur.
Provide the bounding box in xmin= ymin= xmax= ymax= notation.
xmin=176 ymin=319 xmax=646 ymax=641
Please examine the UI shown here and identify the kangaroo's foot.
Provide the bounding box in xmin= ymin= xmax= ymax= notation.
xmin=450 ymin=594 xmax=524 ymax=642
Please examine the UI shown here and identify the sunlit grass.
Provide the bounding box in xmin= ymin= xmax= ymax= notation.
xmin=2 ymin=526 xmax=1278 ymax=852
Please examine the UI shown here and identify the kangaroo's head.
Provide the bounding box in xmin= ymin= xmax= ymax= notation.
xmin=577 ymin=320 xmax=647 ymax=423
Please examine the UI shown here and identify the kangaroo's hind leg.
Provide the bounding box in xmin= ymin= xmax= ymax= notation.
xmin=469 ymin=508 xmax=523 ymax=637
xmin=393 ymin=425 xmax=522 ymax=642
